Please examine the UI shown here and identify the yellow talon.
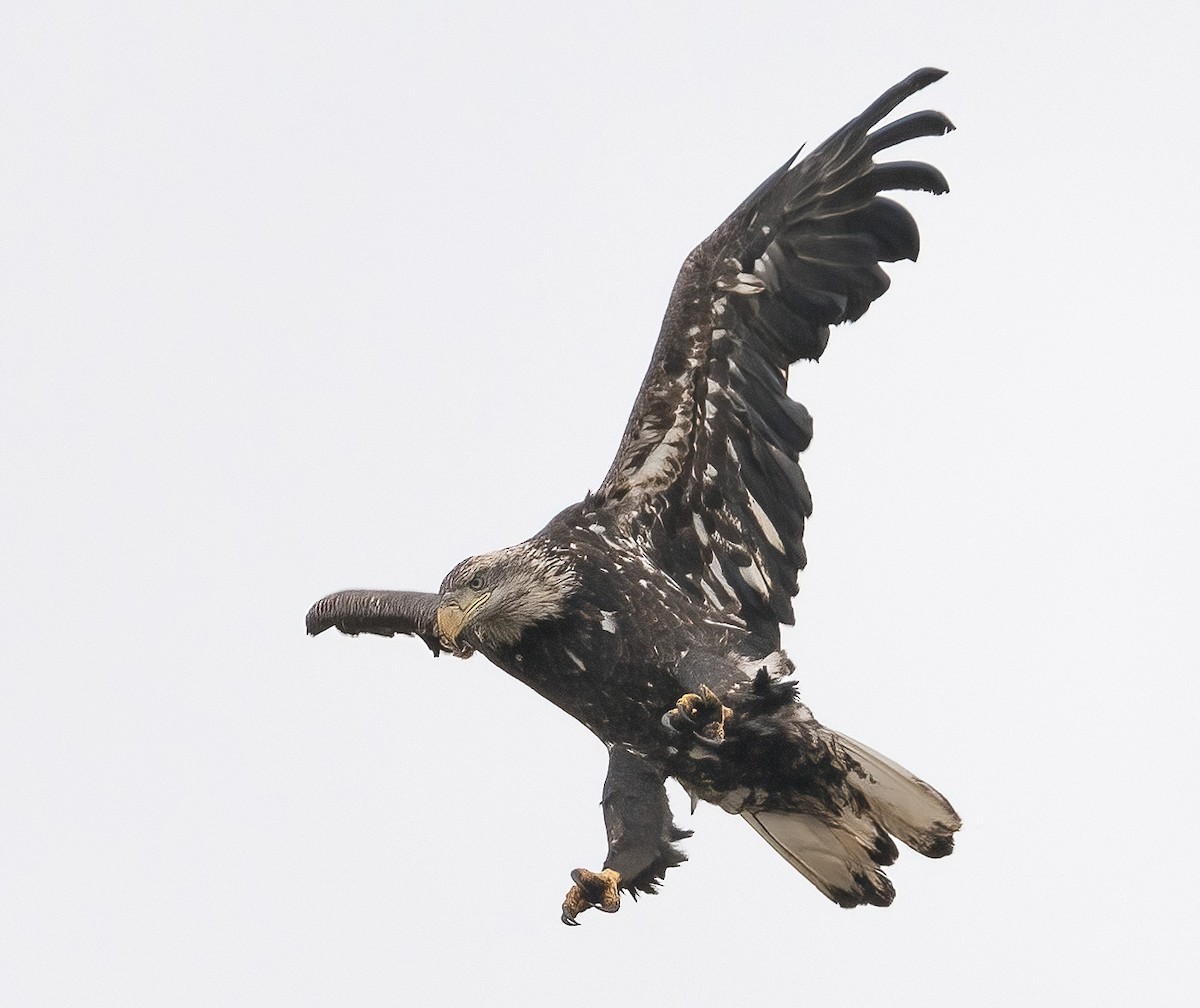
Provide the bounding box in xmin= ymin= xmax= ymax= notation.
xmin=561 ymin=867 xmax=621 ymax=925
xmin=668 ymin=685 xmax=732 ymax=741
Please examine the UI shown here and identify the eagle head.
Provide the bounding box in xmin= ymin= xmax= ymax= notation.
xmin=436 ymin=540 xmax=579 ymax=656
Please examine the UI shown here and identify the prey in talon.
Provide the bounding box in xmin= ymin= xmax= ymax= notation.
xmin=307 ymin=69 xmax=962 ymax=926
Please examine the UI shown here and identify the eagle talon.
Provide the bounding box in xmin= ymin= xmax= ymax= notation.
xmin=560 ymin=867 xmax=621 ymax=925
xmin=438 ymin=635 xmax=475 ymax=659
xmin=664 ymin=685 xmax=732 ymax=743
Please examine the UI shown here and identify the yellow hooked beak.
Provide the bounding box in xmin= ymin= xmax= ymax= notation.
xmin=436 ymin=590 xmax=491 ymax=652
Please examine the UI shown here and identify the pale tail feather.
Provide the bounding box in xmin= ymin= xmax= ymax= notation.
xmin=742 ymin=810 xmax=896 ymax=908
xmin=832 ymin=732 xmax=962 ymax=858
xmin=742 ymin=733 xmax=960 ymax=907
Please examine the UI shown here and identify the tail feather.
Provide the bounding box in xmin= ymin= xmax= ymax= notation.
xmin=832 ymin=732 xmax=961 ymax=858
xmin=698 ymin=654 xmax=961 ymax=907
xmin=739 ymin=727 xmax=960 ymax=908
xmin=743 ymin=810 xmax=895 ymax=908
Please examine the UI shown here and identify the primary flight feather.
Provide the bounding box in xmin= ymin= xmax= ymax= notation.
xmin=308 ymin=67 xmax=960 ymax=924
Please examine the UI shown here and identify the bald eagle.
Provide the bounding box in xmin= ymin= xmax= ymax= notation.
xmin=308 ymin=68 xmax=961 ymax=924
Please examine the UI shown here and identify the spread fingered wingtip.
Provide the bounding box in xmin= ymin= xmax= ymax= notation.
xmin=859 ymin=67 xmax=950 ymax=130
xmin=910 ymin=66 xmax=949 ymax=86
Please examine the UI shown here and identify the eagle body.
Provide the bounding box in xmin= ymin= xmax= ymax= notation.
xmin=479 ymin=507 xmax=751 ymax=753
xmin=308 ymin=69 xmax=962 ymax=923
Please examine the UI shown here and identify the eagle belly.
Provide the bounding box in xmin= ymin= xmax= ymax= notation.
xmin=493 ymin=627 xmax=685 ymax=752
xmin=484 ymin=521 xmax=750 ymax=752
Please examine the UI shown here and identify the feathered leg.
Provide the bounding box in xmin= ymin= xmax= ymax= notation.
xmin=561 ymin=744 xmax=691 ymax=925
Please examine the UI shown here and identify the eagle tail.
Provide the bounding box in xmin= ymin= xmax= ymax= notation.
xmin=832 ymin=732 xmax=961 ymax=859
xmin=742 ymin=808 xmax=898 ymax=908
xmin=740 ymin=725 xmax=960 ymax=908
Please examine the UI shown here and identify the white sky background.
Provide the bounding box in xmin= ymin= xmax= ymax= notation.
xmin=3 ymin=1 xmax=1197 ymax=1004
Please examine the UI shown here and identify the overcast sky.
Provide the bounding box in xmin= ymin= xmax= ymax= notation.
xmin=4 ymin=2 xmax=1198 ymax=1005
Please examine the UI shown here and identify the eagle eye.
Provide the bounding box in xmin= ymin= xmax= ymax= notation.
xmin=468 ymin=575 xmax=485 ymax=590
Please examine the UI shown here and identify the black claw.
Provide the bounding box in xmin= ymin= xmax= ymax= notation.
xmin=561 ymin=913 xmax=581 ymax=926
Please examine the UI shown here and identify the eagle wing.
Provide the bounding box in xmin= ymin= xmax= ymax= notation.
xmin=306 ymin=589 xmax=442 ymax=654
xmin=591 ymin=68 xmax=952 ymax=632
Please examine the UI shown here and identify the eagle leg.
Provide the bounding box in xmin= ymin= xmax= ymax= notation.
xmin=560 ymin=744 xmax=691 ymax=926
xmin=662 ymin=685 xmax=732 ymax=746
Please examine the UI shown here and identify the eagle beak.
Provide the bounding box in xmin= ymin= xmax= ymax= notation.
xmin=436 ymin=591 xmax=490 ymax=653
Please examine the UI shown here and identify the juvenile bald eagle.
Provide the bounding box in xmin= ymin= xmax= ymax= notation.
xmin=308 ymin=68 xmax=961 ymax=924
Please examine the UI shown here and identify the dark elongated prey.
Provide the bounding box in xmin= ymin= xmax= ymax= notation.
xmin=308 ymin=68 xmax=961 ymax=924
xmin=306 ymin=589 xmax=441 ymax=651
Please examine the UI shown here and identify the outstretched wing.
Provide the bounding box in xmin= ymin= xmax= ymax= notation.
xmin=591 ymin=68 xmax=952 ymax=633
xmin=306 ymin=589 xmax=442 ymax=654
